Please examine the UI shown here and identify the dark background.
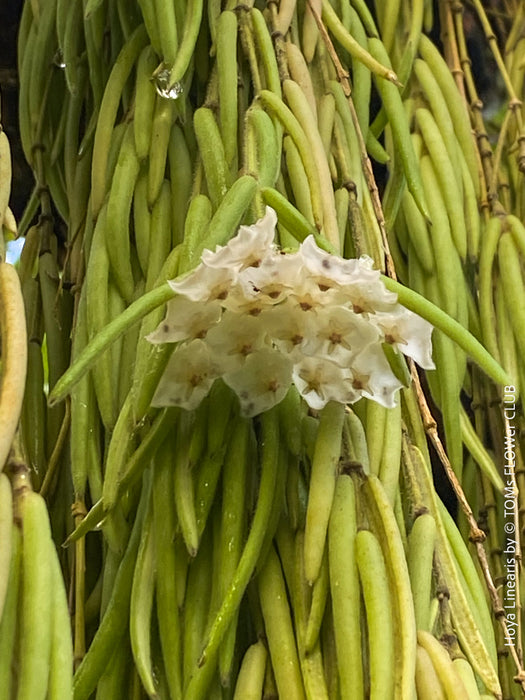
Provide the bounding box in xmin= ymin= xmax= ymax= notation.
xmin=1 ymin=0 xmax=32 ymax=221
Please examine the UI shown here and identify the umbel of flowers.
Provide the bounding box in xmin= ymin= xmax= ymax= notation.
xmin=147 ymin=207 xmax=434 ymax=416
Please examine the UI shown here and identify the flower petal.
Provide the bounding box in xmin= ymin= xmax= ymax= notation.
xmin=350 ymin=344 xmax=403 ymax=408
xmin=292 ymin=355 xmax=359 ymax=410
xmin=301 ymin=305 xmax=380 ymax=365
xmin=223 ymin=348 xmax=293 ymax=417
xmin=168 ymin=264 xmax=236 ymax=303
xmin=151 ymin=339 xmax=219 ymax=410
xmin=371 ymin=307 xmax=435 ymax=369
xmin=205 ymin=311 xmax=270 ymax=373
xmin=261 ymin=303 xmax=318 ymax=356
xmin=147 ymin=297 xmax=222 ymax=344
xmin=201 ymin=206 xmax=277 ymax=271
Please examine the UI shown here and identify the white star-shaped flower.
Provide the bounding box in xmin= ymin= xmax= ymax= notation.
xmin=151 ymin=339 xmax=219 ymax=410
xmin=201 ymin=206 xmax=277 ymax=271
xmin=340 ymin=277 xmax=399 ymax=314
xmin=168 ymin=264 xmax=236 ymax=303
xmin=205 ymin=311 xmax=270 ymax=373
xmin=240 ymin=251 xmax=301 ymax=305
xmin=221 ymin=278 xmax=273 ymax=316
xmin=350 ymin=344 xmax=404 ymax=408
xmin=292 ymin=355 xmax=360 ymax=410
xmin=301 ymin=305 xmax=380 ymax=365
xmin=370 ymin=307 xmax=435 ymax=369
xmin=146 ymin=297 xmax=222 ymax=344
xmin=260 ymin=303 xmax=318 ymax=357
xmin=286 ymin=274 xmax=341 ymax=313
xmin=299 ymin=235 xmax=364 ymax=287
xmin=223 ymin=348 xmax=293 ymax=417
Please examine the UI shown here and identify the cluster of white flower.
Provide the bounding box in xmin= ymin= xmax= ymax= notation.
xmin=148 ymin=207 xmax=434 ymax=417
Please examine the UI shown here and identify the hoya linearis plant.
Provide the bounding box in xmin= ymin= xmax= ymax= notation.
xmin=1 ymin=0 xmax=525 ymax=698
